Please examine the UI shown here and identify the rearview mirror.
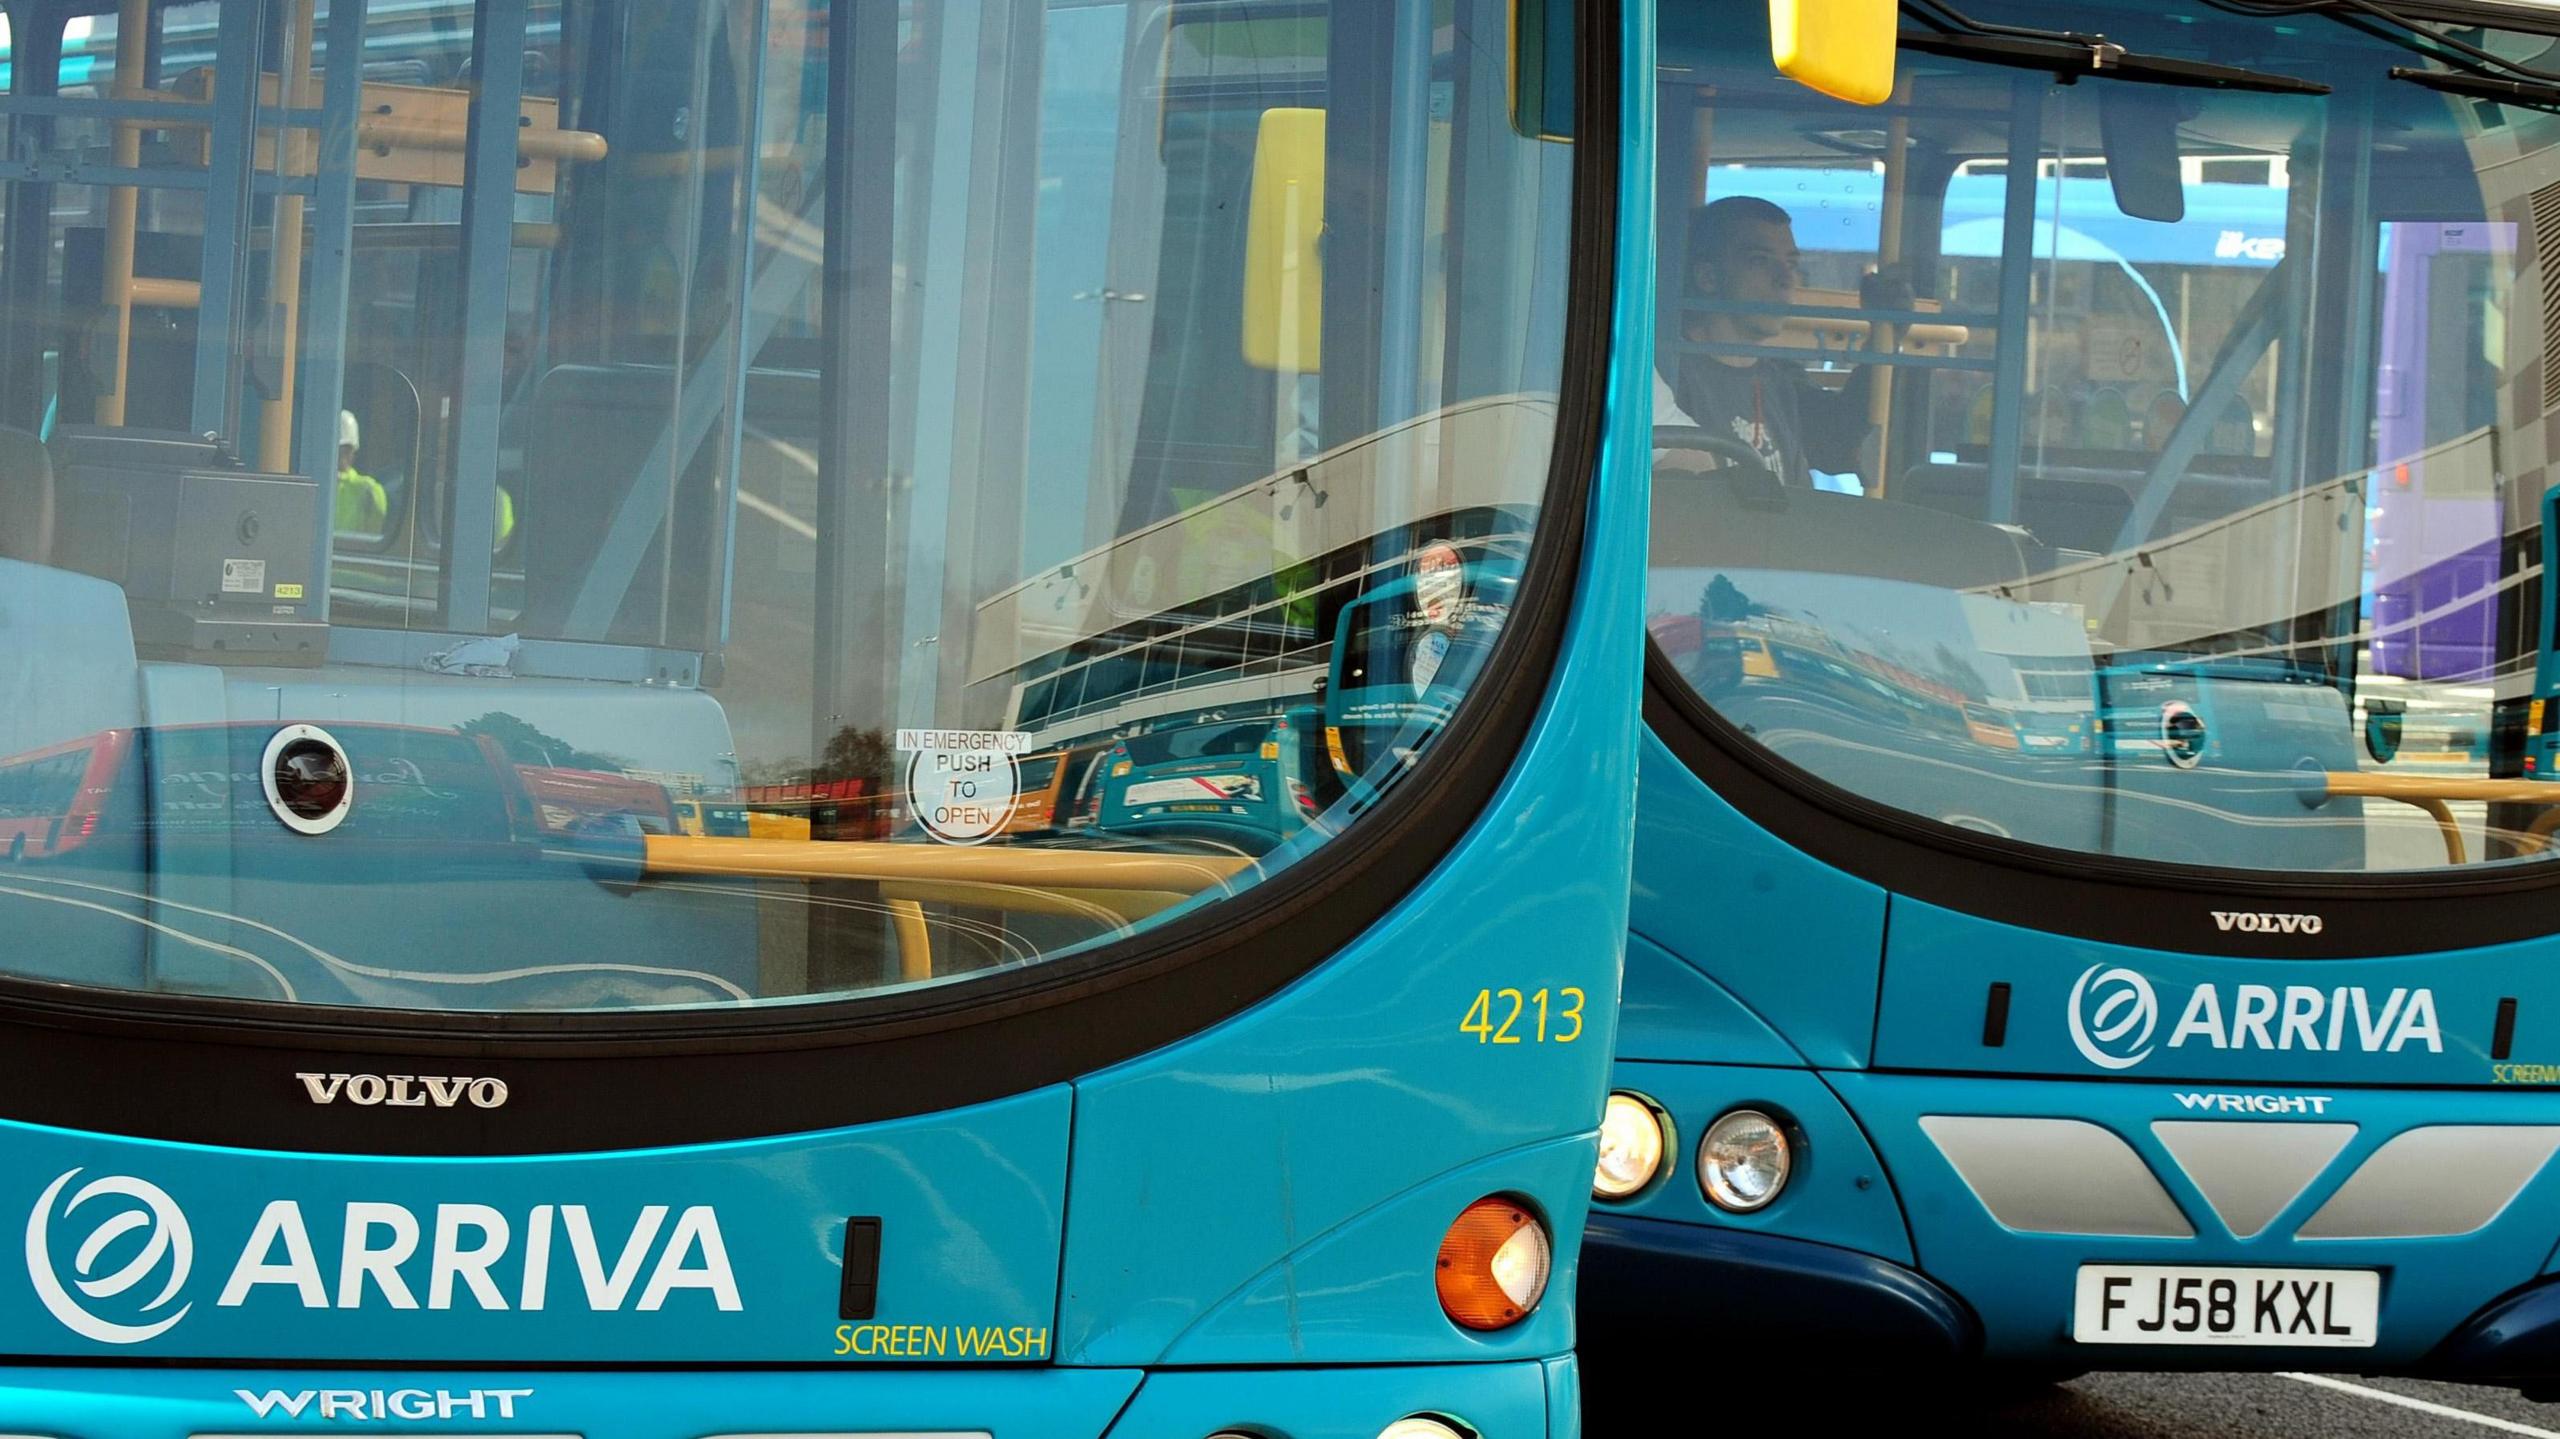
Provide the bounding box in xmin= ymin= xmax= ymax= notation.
xmin=1241 ymin=108 xmax=1325 ymax=373
xmin=2099 ymin=88 xmax=2189 ymax=224
xmin=1771 ymin=0 xmax=1898 ymax=106
xmin=1512 ymin=0 xmax=1577 ymax=139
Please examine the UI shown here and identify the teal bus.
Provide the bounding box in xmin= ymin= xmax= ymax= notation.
xmin=1588 ymin=0 xmax=2560 ymax=1397
xmin=0 ymin=0 xmax=1646 ymax=1433
xmin=1093 ymin=706 xmax=1341 ymax=854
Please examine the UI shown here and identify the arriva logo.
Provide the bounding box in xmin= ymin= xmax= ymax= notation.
xmin=2068 ymin=966 xmax=2161 ymax=1070
xmin=2065 ymin=964 xmax=2443 ymax=1070
xmin=25 ymin=1170 xmax=194 ymax=1344
xmin=22 ymin=1175 xmax=742 ymax=1344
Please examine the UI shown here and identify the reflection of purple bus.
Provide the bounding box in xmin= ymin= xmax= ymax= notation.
xmin=2370 ymin=220 xmax=2511 ymax=681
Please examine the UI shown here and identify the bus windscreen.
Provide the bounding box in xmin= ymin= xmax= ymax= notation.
xmin=0 ymin=0 xmax=1577 ymax=1011
xmin=1649 ymin=0 xmax=2560 ymax=874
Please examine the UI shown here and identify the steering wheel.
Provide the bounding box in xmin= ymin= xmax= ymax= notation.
xmin=1651 ymin=424 xmax=1780 ymax=479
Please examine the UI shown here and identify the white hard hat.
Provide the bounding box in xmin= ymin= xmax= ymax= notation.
xmin=338 ymin=409 xmax=360 ymax=450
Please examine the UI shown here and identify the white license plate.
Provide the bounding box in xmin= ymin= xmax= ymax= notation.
xmin=1123 ymin=774 xmax=1255 ymax=807
xmin=2072 ymin=1265 xmax=2379 ymax=1347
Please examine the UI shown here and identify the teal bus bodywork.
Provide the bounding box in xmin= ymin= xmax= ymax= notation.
xmin=0 ymin=0 xmax=1648 ymax=1433
xmin=1588 ymin=0 xmax=2560 ymax=1393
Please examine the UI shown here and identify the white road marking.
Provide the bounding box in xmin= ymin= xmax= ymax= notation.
xmin=0 ymin=883 xmax=298 ymax=1001
xmin=739 ymin=488 xmax=817 ymax=539
xmin=8 ymin=872 xmax=750 ymax=1003
xmin=2279 ymin=1372 xmax=2560 ymax=1437
xmin=753 ymin=432 xmax=821 ymax=474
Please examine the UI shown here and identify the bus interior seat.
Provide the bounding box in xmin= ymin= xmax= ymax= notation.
xmin=1896 ymin=461 xmax=2279 ymax=554
xmin=60 ymin=230 xmax=200 ymax=433
xmin=0 ymin=427 xmax=53 ymax=565
xmin=1652 ymin=467 xmax=2035 ymax=591
xmin=521 ymin=363 xmax=817 ymax=649
xmin=1894 ymin=463 xmax=2134 ymax=556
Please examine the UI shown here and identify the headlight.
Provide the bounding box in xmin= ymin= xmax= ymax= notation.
xmin=1434 ymin=1196 xmax=1551 ymax=1331
xmin=1379 ymin=1419 xmax=1471 ymax=1439
xmin=1698 ymin=1108 xmax=1792 ymax=1212
xmin=1593 ymin=1092 xmax=1668 ymax=1200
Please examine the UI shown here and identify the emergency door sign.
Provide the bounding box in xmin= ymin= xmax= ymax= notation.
xmin=897 ymin=730 xmax=1029 ymax=845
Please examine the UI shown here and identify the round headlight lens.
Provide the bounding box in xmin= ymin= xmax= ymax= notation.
xmin=1379 ymin=1419 xmax=1470 ymax=1439
xmin=1593 ymin=1092 xmax=1668 ymax=1200
xmin=1698 ymin=1108 xmax=1791 ymax=1212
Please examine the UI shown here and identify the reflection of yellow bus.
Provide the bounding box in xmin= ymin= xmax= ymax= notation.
xmin=747 ymin=810 xmax=813 ymax=840
xmin=737 ymin=780 xmax=891 ymax=842
xmin=1004 ymin=744 xmax=1117 ymax=839
xmin=670 ymin=798 xmax=749 ymax=837
xmin=1736 ymin=633 xmax=1779 ymax=680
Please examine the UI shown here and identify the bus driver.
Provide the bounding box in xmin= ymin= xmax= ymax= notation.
xmin=1667 ymin=194 xmax=1909 ymax=488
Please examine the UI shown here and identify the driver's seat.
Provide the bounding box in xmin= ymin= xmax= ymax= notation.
xmin=1653 ymin=467 xmax=2036 ymax=591
xmin=0 ymin=427 xmax=53 ymax=566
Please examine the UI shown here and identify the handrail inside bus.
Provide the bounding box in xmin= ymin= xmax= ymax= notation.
xmin=2319 ymin=772 xmax=2560 ymax=867
xmin=639 ymin=834 xmax=1253 ymax=893
xmin=636 ymin=836 xmax=1256 ymax=982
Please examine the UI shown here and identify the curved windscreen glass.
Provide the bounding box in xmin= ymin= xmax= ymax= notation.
xmin=0 ymin=0 xmax=1576 ymax=1010
xmin=1654 ymin=0 xmax=2560 ymax=873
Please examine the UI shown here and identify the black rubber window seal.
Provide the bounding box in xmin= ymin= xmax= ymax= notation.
xmin=1644 ymin=640 xmax=2560 ymax=959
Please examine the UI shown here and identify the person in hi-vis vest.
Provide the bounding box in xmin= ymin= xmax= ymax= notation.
xmin=335 ymin=409 xmax=387 ymax=535
xmin=335 ymin=408 xmax=515 ymax=548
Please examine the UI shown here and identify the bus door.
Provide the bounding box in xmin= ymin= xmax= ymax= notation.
xmin=1325 ymin=545 xmax=1519 ymax=794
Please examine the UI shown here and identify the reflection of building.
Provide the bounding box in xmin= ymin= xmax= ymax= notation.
xmin=1961 ymin=595 xmax=2099 ymax=754
xmin=971 ymin=397 xmax=1554 ymax=750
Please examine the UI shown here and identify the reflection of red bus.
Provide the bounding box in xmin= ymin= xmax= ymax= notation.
xmin=1 ymin=723 xmax=690 ymax=856
xmin=739 ymin=777 xmax=894 ymax=841
xmin=8 ymin=725 xmax=516 ymax=860
xmin=515 ymin=766 xmax=678 ymax=838
xmin=0 ymin=729 xmax=134 ymax=862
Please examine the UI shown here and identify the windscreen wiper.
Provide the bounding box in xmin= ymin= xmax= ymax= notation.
xmin=2389 ymin=64 xmax=2560 ymax=111
xmin=1902 ymin=0 xmax=2331 ymax=95
xmin=2200 ymin=0 xmax=2560 ymax=109
xmin=1898 ymin=30 xmax=2332 ymax=94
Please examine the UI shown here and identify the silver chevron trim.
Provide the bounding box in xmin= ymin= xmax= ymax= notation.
xmin=2151 ymin=1121 xmax=2356 ymax=1240
xmin=2297 ymin=1126 xmax=2560 ymax=1239
xmin=1920 ymin=1116 xmax=2192 ymax=1237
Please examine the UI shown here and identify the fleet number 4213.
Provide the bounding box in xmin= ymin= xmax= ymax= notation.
xmin=1461 ymin=988 xmax=1585 ymax=1044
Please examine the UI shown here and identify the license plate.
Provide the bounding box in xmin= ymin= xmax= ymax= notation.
xmin=2072 ymin=1265 xmax=2379 ymax=1347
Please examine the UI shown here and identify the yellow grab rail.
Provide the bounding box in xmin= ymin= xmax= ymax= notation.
xmin=636 ymin=836 xmax=1254 ymax=986
xmin=2319 ymin=772 xmax=2560 ymax=867
xmin=639 ymin=835 xmax=1254 ymax=893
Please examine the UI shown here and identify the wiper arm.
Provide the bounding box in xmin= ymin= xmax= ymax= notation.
xmin=1898 ymin=27 xmax=2332 ymax=95
xmin=2388 ymin=65 xmax=2560 ymax=112
xmin=2203 ymin=0 xmax=2560 ymax=105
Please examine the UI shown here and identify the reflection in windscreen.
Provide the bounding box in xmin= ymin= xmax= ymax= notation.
xmin=0 ymin=0 xmax=1573 ymax=1011
xmin=1654 ymin=0 xmax=2560 ymax=872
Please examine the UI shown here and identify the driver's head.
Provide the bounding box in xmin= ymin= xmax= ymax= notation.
xmin=1691 ymin=196 xmax=1800 ymax=341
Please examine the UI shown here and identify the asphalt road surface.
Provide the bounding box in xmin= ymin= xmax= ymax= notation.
xmin=1588 ymin=1368 xmax=2560 ymax=1436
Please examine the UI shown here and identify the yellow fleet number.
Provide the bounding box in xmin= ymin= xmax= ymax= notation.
xmin=1461 ymin=987 xmax=1585 ymax=1044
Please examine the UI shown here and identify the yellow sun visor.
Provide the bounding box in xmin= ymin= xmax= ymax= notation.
xmin=1241 ymin=107 xmax=1326 ymax=373
xmin=1770 ymin=0 xmax=1899 ymax=106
